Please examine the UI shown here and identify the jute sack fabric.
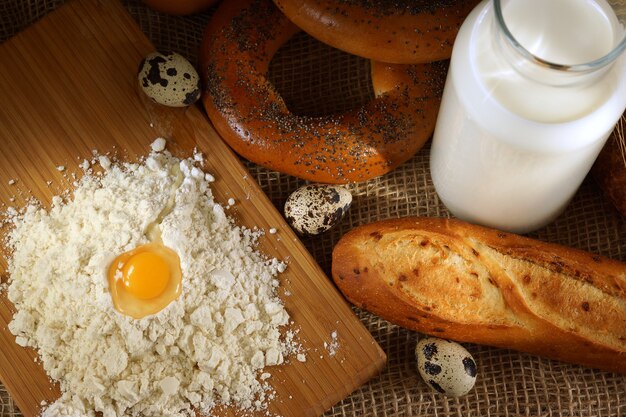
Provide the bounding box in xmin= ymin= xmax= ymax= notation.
xmin=0 ymin=1 xmax=624 ymax=416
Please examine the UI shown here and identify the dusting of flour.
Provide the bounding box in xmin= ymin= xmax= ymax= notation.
xmin=5 ymin=142 xmax=296 ymax=417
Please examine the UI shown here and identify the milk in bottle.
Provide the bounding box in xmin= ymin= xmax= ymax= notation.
xmin=430 ymin=0 xmax=626 ymax=233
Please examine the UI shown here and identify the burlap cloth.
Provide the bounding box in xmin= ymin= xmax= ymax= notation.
xmin=1 ymin=1 xmax=625 ymax=416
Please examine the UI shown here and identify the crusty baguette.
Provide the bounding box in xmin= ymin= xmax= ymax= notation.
xmin=331 ymin=217 xmax=626 ymax=373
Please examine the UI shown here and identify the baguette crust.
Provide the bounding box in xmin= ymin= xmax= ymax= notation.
xmin=331 ymin=217 xmax=626 ymax=373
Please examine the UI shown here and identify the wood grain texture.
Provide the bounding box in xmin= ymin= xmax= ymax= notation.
xmin=0 ymin=1 xmax=386 ymax=416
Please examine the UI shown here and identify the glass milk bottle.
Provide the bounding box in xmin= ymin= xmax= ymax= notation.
xmin=430 ymin=0 xmax=626 ymax=233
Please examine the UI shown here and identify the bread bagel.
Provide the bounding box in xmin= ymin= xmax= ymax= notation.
xmin=592 ymin=113 xmax=626 ymax=217
xmin=200 ymin=0 xmax=446 ymax=183
xmin=272 ymin=0 xmax=481 ymax=64
xmin=331 ymin=217 xmax=626 ymax=373
xmin=141 ymin=0 xmax=219 ymax=15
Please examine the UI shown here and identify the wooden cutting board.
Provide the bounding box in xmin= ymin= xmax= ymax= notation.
xmin=0 ymin=1 xmax=386 ymax=416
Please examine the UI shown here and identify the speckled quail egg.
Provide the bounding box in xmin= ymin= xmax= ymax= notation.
xmin=415 ymin=337 xmax=477 ymax=397
xmin=138 ymin=51 xmax=200 ymax=107
xmin=284 ymin=184 xmax=352 ymax=236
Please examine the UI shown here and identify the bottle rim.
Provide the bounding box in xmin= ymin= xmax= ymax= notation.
xmin=494 ymin=0 xmax=626 ymax=73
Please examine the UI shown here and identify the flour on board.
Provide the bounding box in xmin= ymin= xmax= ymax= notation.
xmin=4 ymin=141 xmax=299 ymax=417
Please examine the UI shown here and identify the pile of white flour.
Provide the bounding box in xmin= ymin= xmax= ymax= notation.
xmin=4 ymin=142 xmax=295 ymax=416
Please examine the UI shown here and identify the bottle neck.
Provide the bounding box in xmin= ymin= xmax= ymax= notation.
xmin=493 ymin=0 xmax=625 ymax=87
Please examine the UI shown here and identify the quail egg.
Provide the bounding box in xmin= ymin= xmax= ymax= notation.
xmin=138 ymin=51 xmax=200 ymax=107
xmin=284 ymin=184 xmax=352 ymax=236
xmin=415 ymin=337 xmax=477 ymax=397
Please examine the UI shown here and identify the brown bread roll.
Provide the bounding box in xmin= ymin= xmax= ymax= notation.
xmin=331 ymin=217 xmax=626 ymax=373
xmin=141 ymin=0 xmax=219 ymax=15
xmin=592 ymin=114 xmax=626 ymax=217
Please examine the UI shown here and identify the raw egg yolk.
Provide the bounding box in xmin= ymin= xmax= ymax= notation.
xmin=108 ymin=243 xmax=182 ymax=319
xmin=122 ymin=252 xmax=170 ymax=300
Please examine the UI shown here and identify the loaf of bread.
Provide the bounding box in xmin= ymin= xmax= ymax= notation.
xmin=331 ymin=217 xmax=626 ymax=373
xmin=592 ymin=114 xmax=626 ymax=217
